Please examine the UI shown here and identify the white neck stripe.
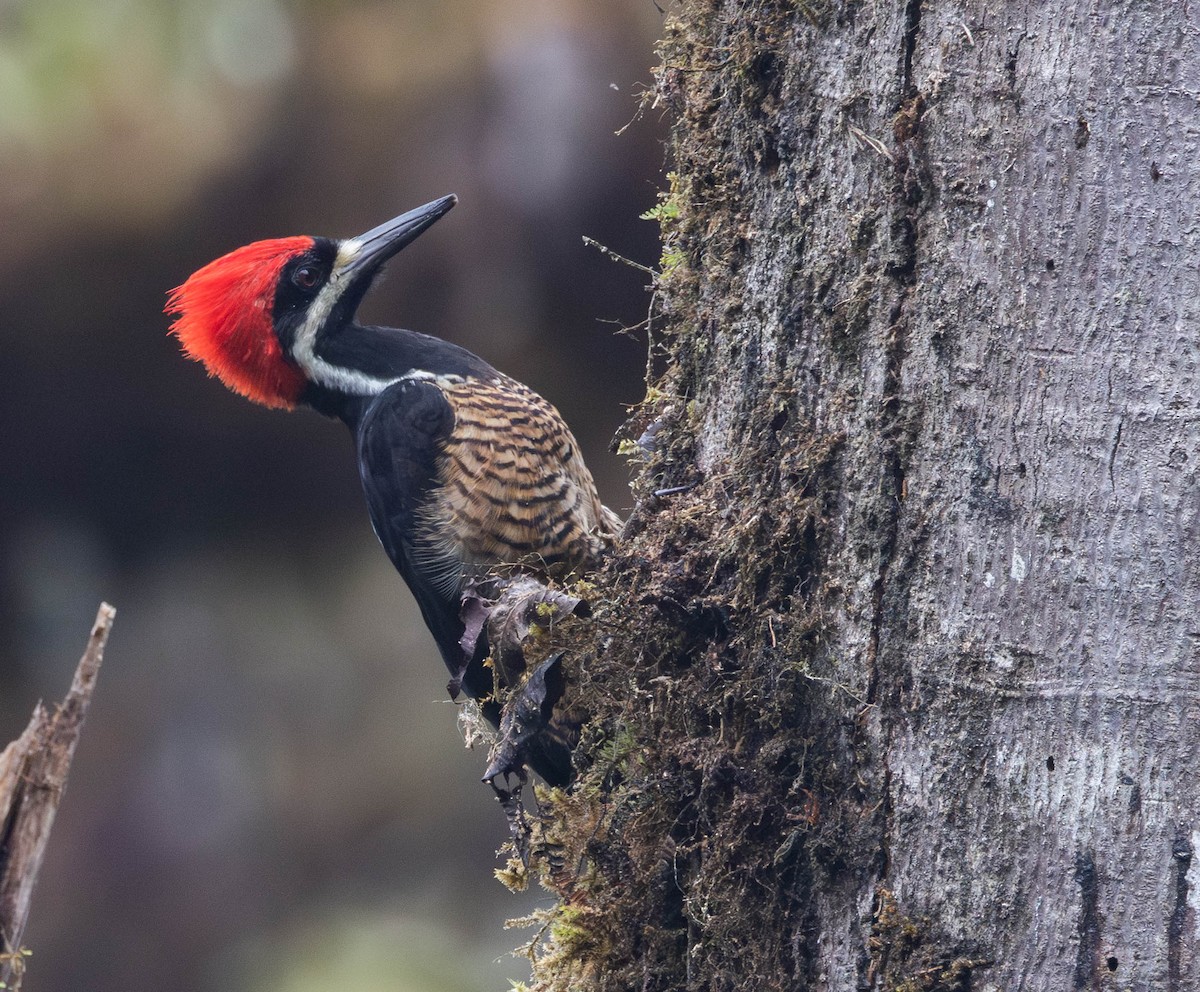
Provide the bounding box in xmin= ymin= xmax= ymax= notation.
xmin=289 ymin=241 xmax=392 ymax=395
xmin=292 ymin=255 xmax=349 ymax=387
xmin=287 ymin=242 xmax=466 ymax=397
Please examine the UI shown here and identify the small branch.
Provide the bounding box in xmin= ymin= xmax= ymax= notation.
xmin=0 ymin=603 xmax=114 ymax=990
xmin=581 ymin=236 xmax=658 ymax=277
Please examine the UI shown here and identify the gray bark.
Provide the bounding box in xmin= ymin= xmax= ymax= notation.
xmin=1 ymin=605 xmax=112 ymax=990
xmin=523 ymin=2 xmax=1200 ymax=990
xmin=863 ymin=4 xmax=1199 ymax=987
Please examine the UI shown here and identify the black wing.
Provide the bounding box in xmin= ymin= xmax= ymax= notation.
xmin=355 ymin=378 xmax=488 ymax=697
xmin=355 ymin=375 xmax=576 ymax=786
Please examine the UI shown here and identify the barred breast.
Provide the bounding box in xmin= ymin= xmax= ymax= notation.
xmin=419 ymin=375 xmax=621 ymax=588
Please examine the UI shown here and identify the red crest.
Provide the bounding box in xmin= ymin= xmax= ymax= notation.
xmin=166 ymin=237 xmax=313 ymax=409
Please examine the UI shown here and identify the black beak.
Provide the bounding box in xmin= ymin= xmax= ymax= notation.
xmin=340 ymin=194 xmax=457 ymax=278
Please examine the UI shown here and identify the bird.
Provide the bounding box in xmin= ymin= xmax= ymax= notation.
xmin=166 ymin=195 xmax=621 ymax=783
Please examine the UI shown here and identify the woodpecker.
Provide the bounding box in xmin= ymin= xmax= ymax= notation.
xmin=166 ymin=195 xmax=620 ymax=782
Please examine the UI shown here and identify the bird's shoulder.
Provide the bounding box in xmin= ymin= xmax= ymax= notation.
xmin=354 ymin=378 xmax=452 ymax=596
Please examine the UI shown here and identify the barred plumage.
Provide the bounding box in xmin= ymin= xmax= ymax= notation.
xmin=423 ymin=375 xmax=620 ymax=584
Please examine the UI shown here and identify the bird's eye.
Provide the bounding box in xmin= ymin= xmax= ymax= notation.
xmin=292 ymin=265 xmax=320 ymax=290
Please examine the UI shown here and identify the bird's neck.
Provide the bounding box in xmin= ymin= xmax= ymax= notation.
xmin=297 ymin=322 xmax=496 ymax=428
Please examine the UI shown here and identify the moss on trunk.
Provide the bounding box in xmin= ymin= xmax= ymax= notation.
xmin=505 ymin=1 xmax=1200 ymax=989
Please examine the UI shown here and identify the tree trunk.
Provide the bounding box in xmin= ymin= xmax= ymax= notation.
xmin=521 ymin=2 xmax=1200 ymax=990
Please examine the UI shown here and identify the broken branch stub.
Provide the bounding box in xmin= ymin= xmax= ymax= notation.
xmin=0 ymin=603 xmax=114 ymax=990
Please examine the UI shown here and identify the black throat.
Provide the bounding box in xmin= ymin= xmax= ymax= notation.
xmin=298 ymin=323 xmax=497 ymax=430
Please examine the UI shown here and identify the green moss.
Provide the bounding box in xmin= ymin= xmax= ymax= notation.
xmin=0 ymin=947 xmax=32 ymax=991
xmin=505 ymin=1 xmax=914 ymax=989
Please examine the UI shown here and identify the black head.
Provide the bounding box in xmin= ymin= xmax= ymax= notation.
xmin=272 ymin=195 xmax=459 ymax=397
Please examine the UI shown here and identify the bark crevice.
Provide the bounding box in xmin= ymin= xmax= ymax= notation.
xmin=516 ymin=3 xmax=1200 ymax=989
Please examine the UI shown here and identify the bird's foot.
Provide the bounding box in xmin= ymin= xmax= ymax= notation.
xmin=482 ymin=651 xmax=566 ymax=863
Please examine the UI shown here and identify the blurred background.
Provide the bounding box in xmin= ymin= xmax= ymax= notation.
xmin=0 ymin=1 xmax=662 ymax=989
